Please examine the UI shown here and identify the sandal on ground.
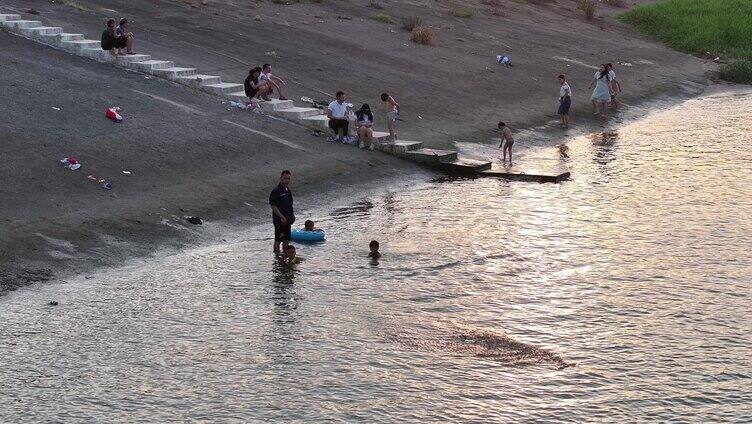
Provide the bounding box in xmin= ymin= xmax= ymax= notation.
xmin=279 ymin=96 xmax=289 ymax=101
xmin=261 ymin=95 xmax=272 ymax=101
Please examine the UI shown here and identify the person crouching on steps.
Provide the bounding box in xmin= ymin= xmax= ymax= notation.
xmin=244 ymin=67 xmax=272 ymax=102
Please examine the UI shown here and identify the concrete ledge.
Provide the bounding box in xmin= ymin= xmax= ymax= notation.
xmin=438 ymin=158 xmax=493 ymax=174
xmin=0 ymin=14 xmax=22 ymax=22
xmin=374 ymin=141 xmax=423 ymax=154
xmin=405 ymin=149 xmax=458 ymax=163
xmin=128 ymin=60 xmax=174 ymax=71
xmin=201 ymin=82 xmax=243 ymax=95
xmin=152 ymin=67 xmax=196 ymax=79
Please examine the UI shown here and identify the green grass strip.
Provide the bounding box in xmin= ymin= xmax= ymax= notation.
xmin=620 ymin=0 xmax=752 ymax=58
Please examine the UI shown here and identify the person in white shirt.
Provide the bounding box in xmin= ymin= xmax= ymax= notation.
xmin=606 ymin=63 xmax=622 ymax=110
xmin=259 ymin=63 xmax=289 ymax=101
xmin=326 ymin=91 xmax=351 ymax=142
xmin=557 ymin=74 xmax=572 ymax=129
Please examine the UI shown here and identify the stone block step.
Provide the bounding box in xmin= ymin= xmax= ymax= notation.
xmin=61 ymin=39 xmax=100 ymax=52
xmin=0 ymin=14 xmax=22 ymax=22
xmin=439 ymin=158 xmax=493 ymax=173
xmin=128 ymin=60 xmax=174 ymax=71
xmin=200 ymin=82 xmax=244 ymax=95
xmin=59 ymin=33 xmax=84 ymax=42
xmin=259 ymin=98 xmax=294 ymax=111
xmin=226 ymin=91 xmax=248 ymax=102
xmin=116 ymin=54 xmax=151 ymax=63
xmin=276 ymin=107 xmax=322 ymax=120
xmin=20 ymin=26 xmax=62 ymax=36
xmin=152 ymin=67 xmax=196 ymax=79
xmin=479 ymin=164 xmax=571 ymax=183
xmin=404 ymin=148 xmax=458 ymax=164
xmin=81 ymin=48 xmax=110 ymax=61
xmin=372 ymin=131 xmax=390 ymax=142
xmin=4 ymin=20 xmax=42 ymax=29
xmin=301 ymin=114 xmax=331 ymax=130
xmin=374 ymin=140 xmax=423 ymax=154
xmin=177 ymin=74 xmax=222 ymax=87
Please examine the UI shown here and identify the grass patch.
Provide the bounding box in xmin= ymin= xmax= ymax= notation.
xmin=371 ymin=13 xmax=393 ymax=24
xmin=620 ymin=0 xmax=752 ymax=58
xmin=719 ymin=61 xmax=752 ymax=84
xmin=449 ymin=5 xmax=474 ymax=18
xmin=411 ymin=26 xmax=436 ymax=46
xmin=400 ymin=15 xmax=422 ymax=31
xmin=55 ymin=0 xmax=91 ymax=12
xmin=577 ymin=0 xmax=596 ymax=20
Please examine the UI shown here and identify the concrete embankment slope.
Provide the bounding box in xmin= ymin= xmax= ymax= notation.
xmin=0 ymin=29 xmax=421 ymax=290
xmin=0 ymin=0 xmax=707 ymax=146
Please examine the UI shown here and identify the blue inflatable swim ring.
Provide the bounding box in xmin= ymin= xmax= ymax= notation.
xmin=291 ymin=229 xmax=326 ymax=242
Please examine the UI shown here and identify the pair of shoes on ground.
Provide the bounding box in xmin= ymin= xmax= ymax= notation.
xmin=359 ymin=142 xmax=375 ymax=151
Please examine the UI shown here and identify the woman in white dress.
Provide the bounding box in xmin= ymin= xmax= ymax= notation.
xmin=589 ymin=64 xmax=611 ymax=118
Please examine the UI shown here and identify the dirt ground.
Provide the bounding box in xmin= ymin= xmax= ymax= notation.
xmin=0 ymin=0 xmax=709 ymax=291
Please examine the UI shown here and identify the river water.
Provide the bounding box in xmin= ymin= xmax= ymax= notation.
xmin=1 ymin=89 xmax=751 ymax=422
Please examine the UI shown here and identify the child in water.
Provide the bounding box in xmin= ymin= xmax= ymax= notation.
xmin=304 ymin=220 xmax=315 ymax=231
xmin=282 ymin=245 xmax=303 ymax=264
xmin=368 ymin=240 xmax=381 ymax=260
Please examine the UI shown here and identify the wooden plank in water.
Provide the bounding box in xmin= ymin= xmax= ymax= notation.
xmin=479 ymin=164 xmax=570 ymax=183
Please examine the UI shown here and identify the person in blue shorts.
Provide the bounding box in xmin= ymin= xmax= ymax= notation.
xmin=557 ymin=74 xmax=572 ymax=128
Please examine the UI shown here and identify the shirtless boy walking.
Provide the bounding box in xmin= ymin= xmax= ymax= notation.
xmin=498 ymin=121 xmax=515 ymax=165
xmin=381 ymin=92 xmax=400 ymax=143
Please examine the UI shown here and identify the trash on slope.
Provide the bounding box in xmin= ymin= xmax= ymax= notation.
xmin=106 ymin=107 xmax=123 ymax=123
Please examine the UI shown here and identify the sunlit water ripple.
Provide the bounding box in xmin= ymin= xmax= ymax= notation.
xmin=1 ymin=90 xmax=751 ymax=422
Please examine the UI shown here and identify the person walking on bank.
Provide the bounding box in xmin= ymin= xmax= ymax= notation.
xmin=606 ymin=63 xmax=622 ymax=110
xmin=589 ymin=64 xmax=611 ymax=118
xmin=270 ymin=170 xmax=295 ymax=255
xmin=557 ymin=74 xmax=572 ymax=129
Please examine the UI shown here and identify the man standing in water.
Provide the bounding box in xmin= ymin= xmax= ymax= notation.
xmin=269 ymin=170 xmax=295 ymax=255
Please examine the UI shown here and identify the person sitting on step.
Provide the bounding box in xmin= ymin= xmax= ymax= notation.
xmin=244 ymin=67 xmax=272 ymax=102
xmin=259 ymin=64 xmax=289 ymax=101
xmin=327 ymin=91 xmax=353 ymax=143
xmin=115 ymin=18 xmax=135 ymax=55
xmin=101 ymin=19 xmax=120 ymax=57
xmin=355 ymin=103 xmax=375 ymax=150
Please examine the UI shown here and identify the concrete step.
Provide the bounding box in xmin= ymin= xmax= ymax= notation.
xmin=200 ymin=82 xmax=244 ymax=95
xmin=177 ymin=74 xmax=222 ymax=87
xmin=20 ymin=26 xmax=62 ymax=36
xmin=371 ymin=131 xmax=390 ymax=142
xmin=301 ymin=114 xmax=331 ymax=130
xmin=81 ymin=48 xmax=111 ymax=61
xmin=0 ymin=14 xmax=22 ymax=22
xmin=374 ymin=140 xmax=423 ymax=154
xmin=226 ymin=91 xmax=248 ymax=102
xmin=61 ymin=39 xmax=100 ymax=52
xmin=480 ymin=164 xmax=571 ymax=183
xmin=405 ymin=148 xmax=458 ymax=164
xmin=259 ymin=98 xmax=294 ymax=111
xmin=128 ymin=60 xmax=174 ymax=71
xmin=115 ymin=54 xmax=151 ymax=63
xmin=439 ymin=158 xmax=493 ymax=173
xmin=152 ymin=67 xmax=196 ymax=79
xmin=3 ymin=20 xmax=42 ymax=29
xmin=276 ymin=107 xmax=323 ymax=120
xmin=59 ymin=33 xmax=84 ymax=42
